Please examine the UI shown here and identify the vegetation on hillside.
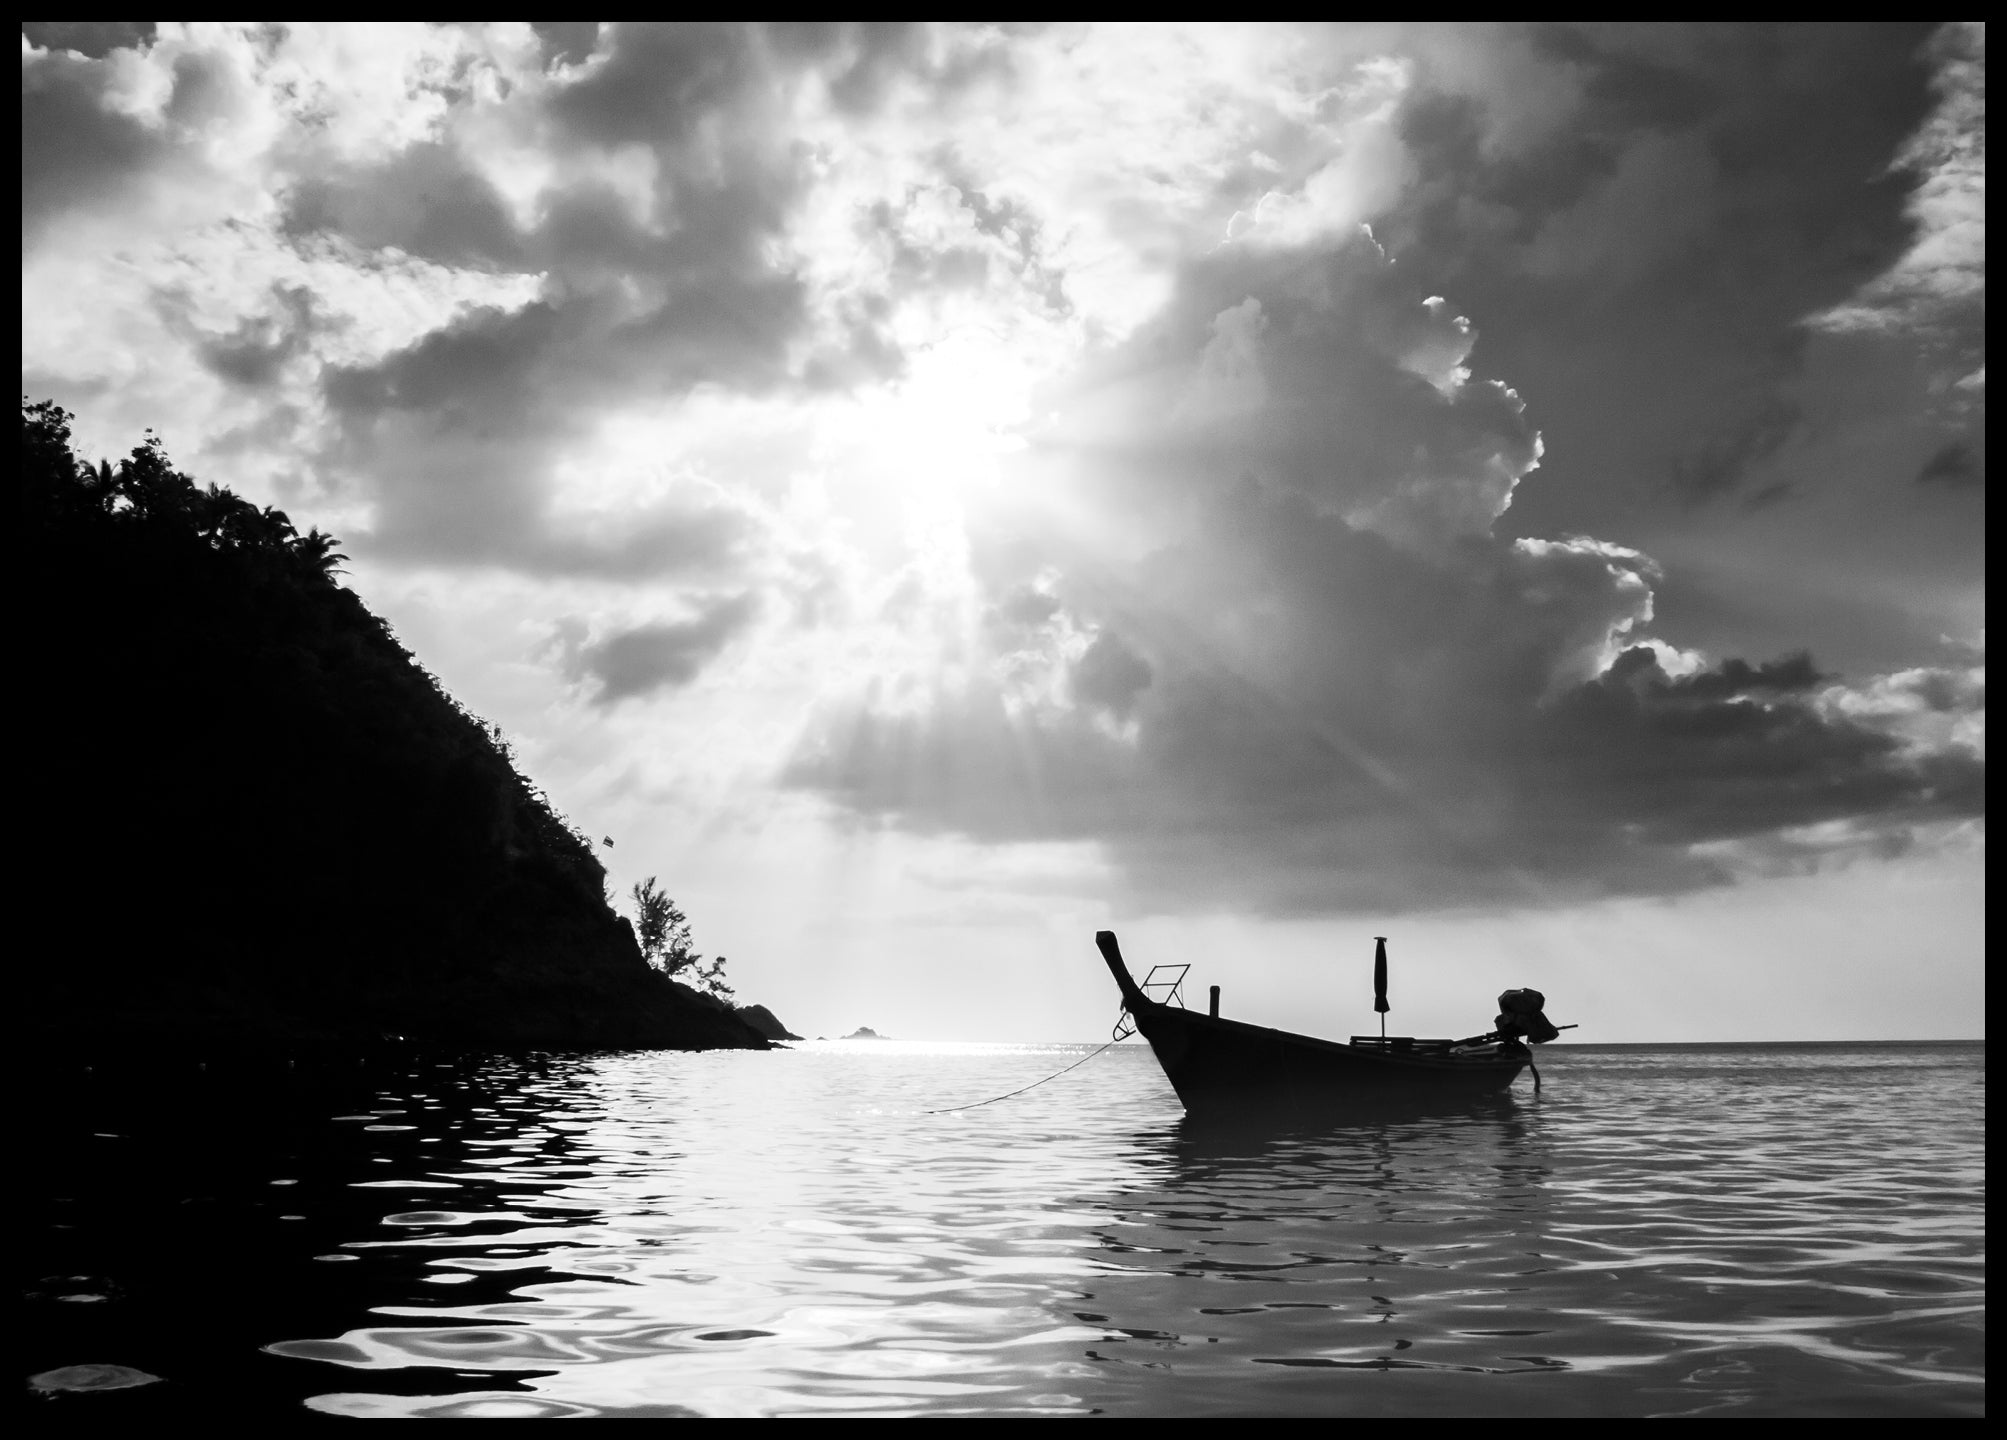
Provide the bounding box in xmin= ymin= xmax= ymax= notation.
xmin=20 ymin=398 xmax=765 ymax=1053
xmin=631 ymin=878 xmax=736 ymax=1001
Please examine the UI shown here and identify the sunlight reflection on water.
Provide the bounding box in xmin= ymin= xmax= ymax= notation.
xmin=230 ymin=1041 xmax=1987 ymax=1416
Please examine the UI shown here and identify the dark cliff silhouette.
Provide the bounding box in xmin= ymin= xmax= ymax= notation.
xmin=736 ymin=1005 xmax=803 ymax=1042
xmin=20 ymin=399 xmax=766 ymax=1054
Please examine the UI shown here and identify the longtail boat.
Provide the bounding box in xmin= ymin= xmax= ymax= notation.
xmin=1096 ymin=930 xmax=1569 ymax=1115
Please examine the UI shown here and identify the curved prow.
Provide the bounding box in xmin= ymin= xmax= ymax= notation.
xmin=1096 ymin=930 xmax=1148 ymax=1010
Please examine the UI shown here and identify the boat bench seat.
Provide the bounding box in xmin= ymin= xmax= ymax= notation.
xmin=1348 ymin=1036 xmax=1456 ymax=1052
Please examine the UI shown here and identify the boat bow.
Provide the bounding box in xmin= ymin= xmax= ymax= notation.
xmin=1096 ymin=930 xmax=1149 ymax=1012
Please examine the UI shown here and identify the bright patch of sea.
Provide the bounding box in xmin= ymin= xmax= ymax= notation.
xmin=27 ymin=1040 xmax=1983 ymax=1416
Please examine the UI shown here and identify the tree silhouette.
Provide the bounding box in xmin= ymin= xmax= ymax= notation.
xmin=631 ymin=875 xmax=735 ymax=1000
xmin=631 ymin=877 xmax=689 ymax=971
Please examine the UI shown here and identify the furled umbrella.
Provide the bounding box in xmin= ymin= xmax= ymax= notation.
xmin=1373 ymin=936 xmax=1390 ymax=1040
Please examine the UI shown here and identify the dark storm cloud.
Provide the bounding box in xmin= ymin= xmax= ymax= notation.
xmin=1382 ymin=22 xmax=1942 ymax=512
xmin=787 ymin=215 xmax=1985 ymax=915
xmin=791 ymin=497 xmax=1981 ymax=913
xmin=556 ymin=593 xmax=762 ymax=703
xmin=21 ymin=43 xmax=171 ymax=247
xmin=1309 ymin=21 xmax=1988 ymax=681
xmin=1528 ymin=647 xmax=1955 ymax=849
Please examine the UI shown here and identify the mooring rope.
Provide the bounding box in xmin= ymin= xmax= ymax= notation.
xmin=924 ymin=1038 xmax=1122 ymax=1114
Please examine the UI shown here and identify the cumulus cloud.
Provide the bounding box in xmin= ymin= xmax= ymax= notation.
xmin=286 ymin=22 xmax=1042 ymax=580
xmin=1368 ymin=23 xmax=1954 ymax=513
xmin=20 ymin=22 xmax=1984 ymax=919
xmin=294 ymin=28 xmax=837 ymax=577
xmin=23 ymin=23 xmax=984 ymax=584
xmin=787 ymin=222 xmax=1985 ymax=913
xmin=1016 ymin=235 xmax=1543 ymax=565
xmin=29 ymin=22 xmax=1959 ymax=565
xmin=1820 ymin=653 xmax=1986 ymax=761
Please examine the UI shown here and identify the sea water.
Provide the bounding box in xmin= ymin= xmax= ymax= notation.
xmin=25 ymin=1040 xmax=1983 ymax=1416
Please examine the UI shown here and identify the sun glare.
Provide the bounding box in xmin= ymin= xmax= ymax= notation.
xmin=813 ymin=324 xmax=1053 ymax=632
xmin=849 ymin=329 xmax=1040 ymax=506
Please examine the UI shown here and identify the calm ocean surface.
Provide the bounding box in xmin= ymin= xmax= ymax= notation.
xmin=26 ymin=1040 xmax=1983 ymax=1417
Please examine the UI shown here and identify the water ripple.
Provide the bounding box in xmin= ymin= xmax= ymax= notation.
xmin=27 ymin=1042 xmax=1984 ymax=1416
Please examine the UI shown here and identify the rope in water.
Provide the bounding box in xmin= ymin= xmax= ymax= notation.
xmin=924 ymin=1038 xmax=1122 ymax=1114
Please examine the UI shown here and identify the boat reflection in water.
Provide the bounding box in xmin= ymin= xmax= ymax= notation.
xmin=1096 ymin=931 xmax=1569 ymax=1117
xmin=1070 ymin=1097 xmax=1579 ymax=1406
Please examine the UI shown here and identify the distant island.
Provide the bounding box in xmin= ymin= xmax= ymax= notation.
xmin=842 ymin=1027 xmax=890 ymax=1040
xmin=20 ymin=399 xmax=778 ymax=1057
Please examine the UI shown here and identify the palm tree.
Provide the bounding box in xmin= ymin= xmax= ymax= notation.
xmin=294 ymin=527 xmax=350 ymax=579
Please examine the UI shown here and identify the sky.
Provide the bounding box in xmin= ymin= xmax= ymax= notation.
xmin=22 ymin=22 xmax=1985 ymax=1042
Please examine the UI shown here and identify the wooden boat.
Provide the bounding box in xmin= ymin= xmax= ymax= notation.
xmin=1096 ymin=930 xmax=1541 ymax=1115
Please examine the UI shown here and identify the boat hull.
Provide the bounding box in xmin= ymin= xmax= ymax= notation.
xmin=1097 ymin=931 xmax=1527 ymax=1116
xmin=1132 ymin=1003 xmax=1525 ymax=1115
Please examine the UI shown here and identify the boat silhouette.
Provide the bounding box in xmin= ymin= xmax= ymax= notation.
xmin=1096 ymin=930 xmax=1567 ymax=1115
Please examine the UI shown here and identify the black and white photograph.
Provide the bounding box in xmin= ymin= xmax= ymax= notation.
xmin=21 ymin=21 xmax=1983 ymax=1418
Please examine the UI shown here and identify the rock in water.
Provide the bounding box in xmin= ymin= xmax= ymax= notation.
xmin=735 ymin=1004 xmax=804 ymax=1042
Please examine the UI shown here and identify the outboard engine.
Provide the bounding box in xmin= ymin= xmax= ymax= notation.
xmin=1495 ymin=989 xmax=1561 ymax=1045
